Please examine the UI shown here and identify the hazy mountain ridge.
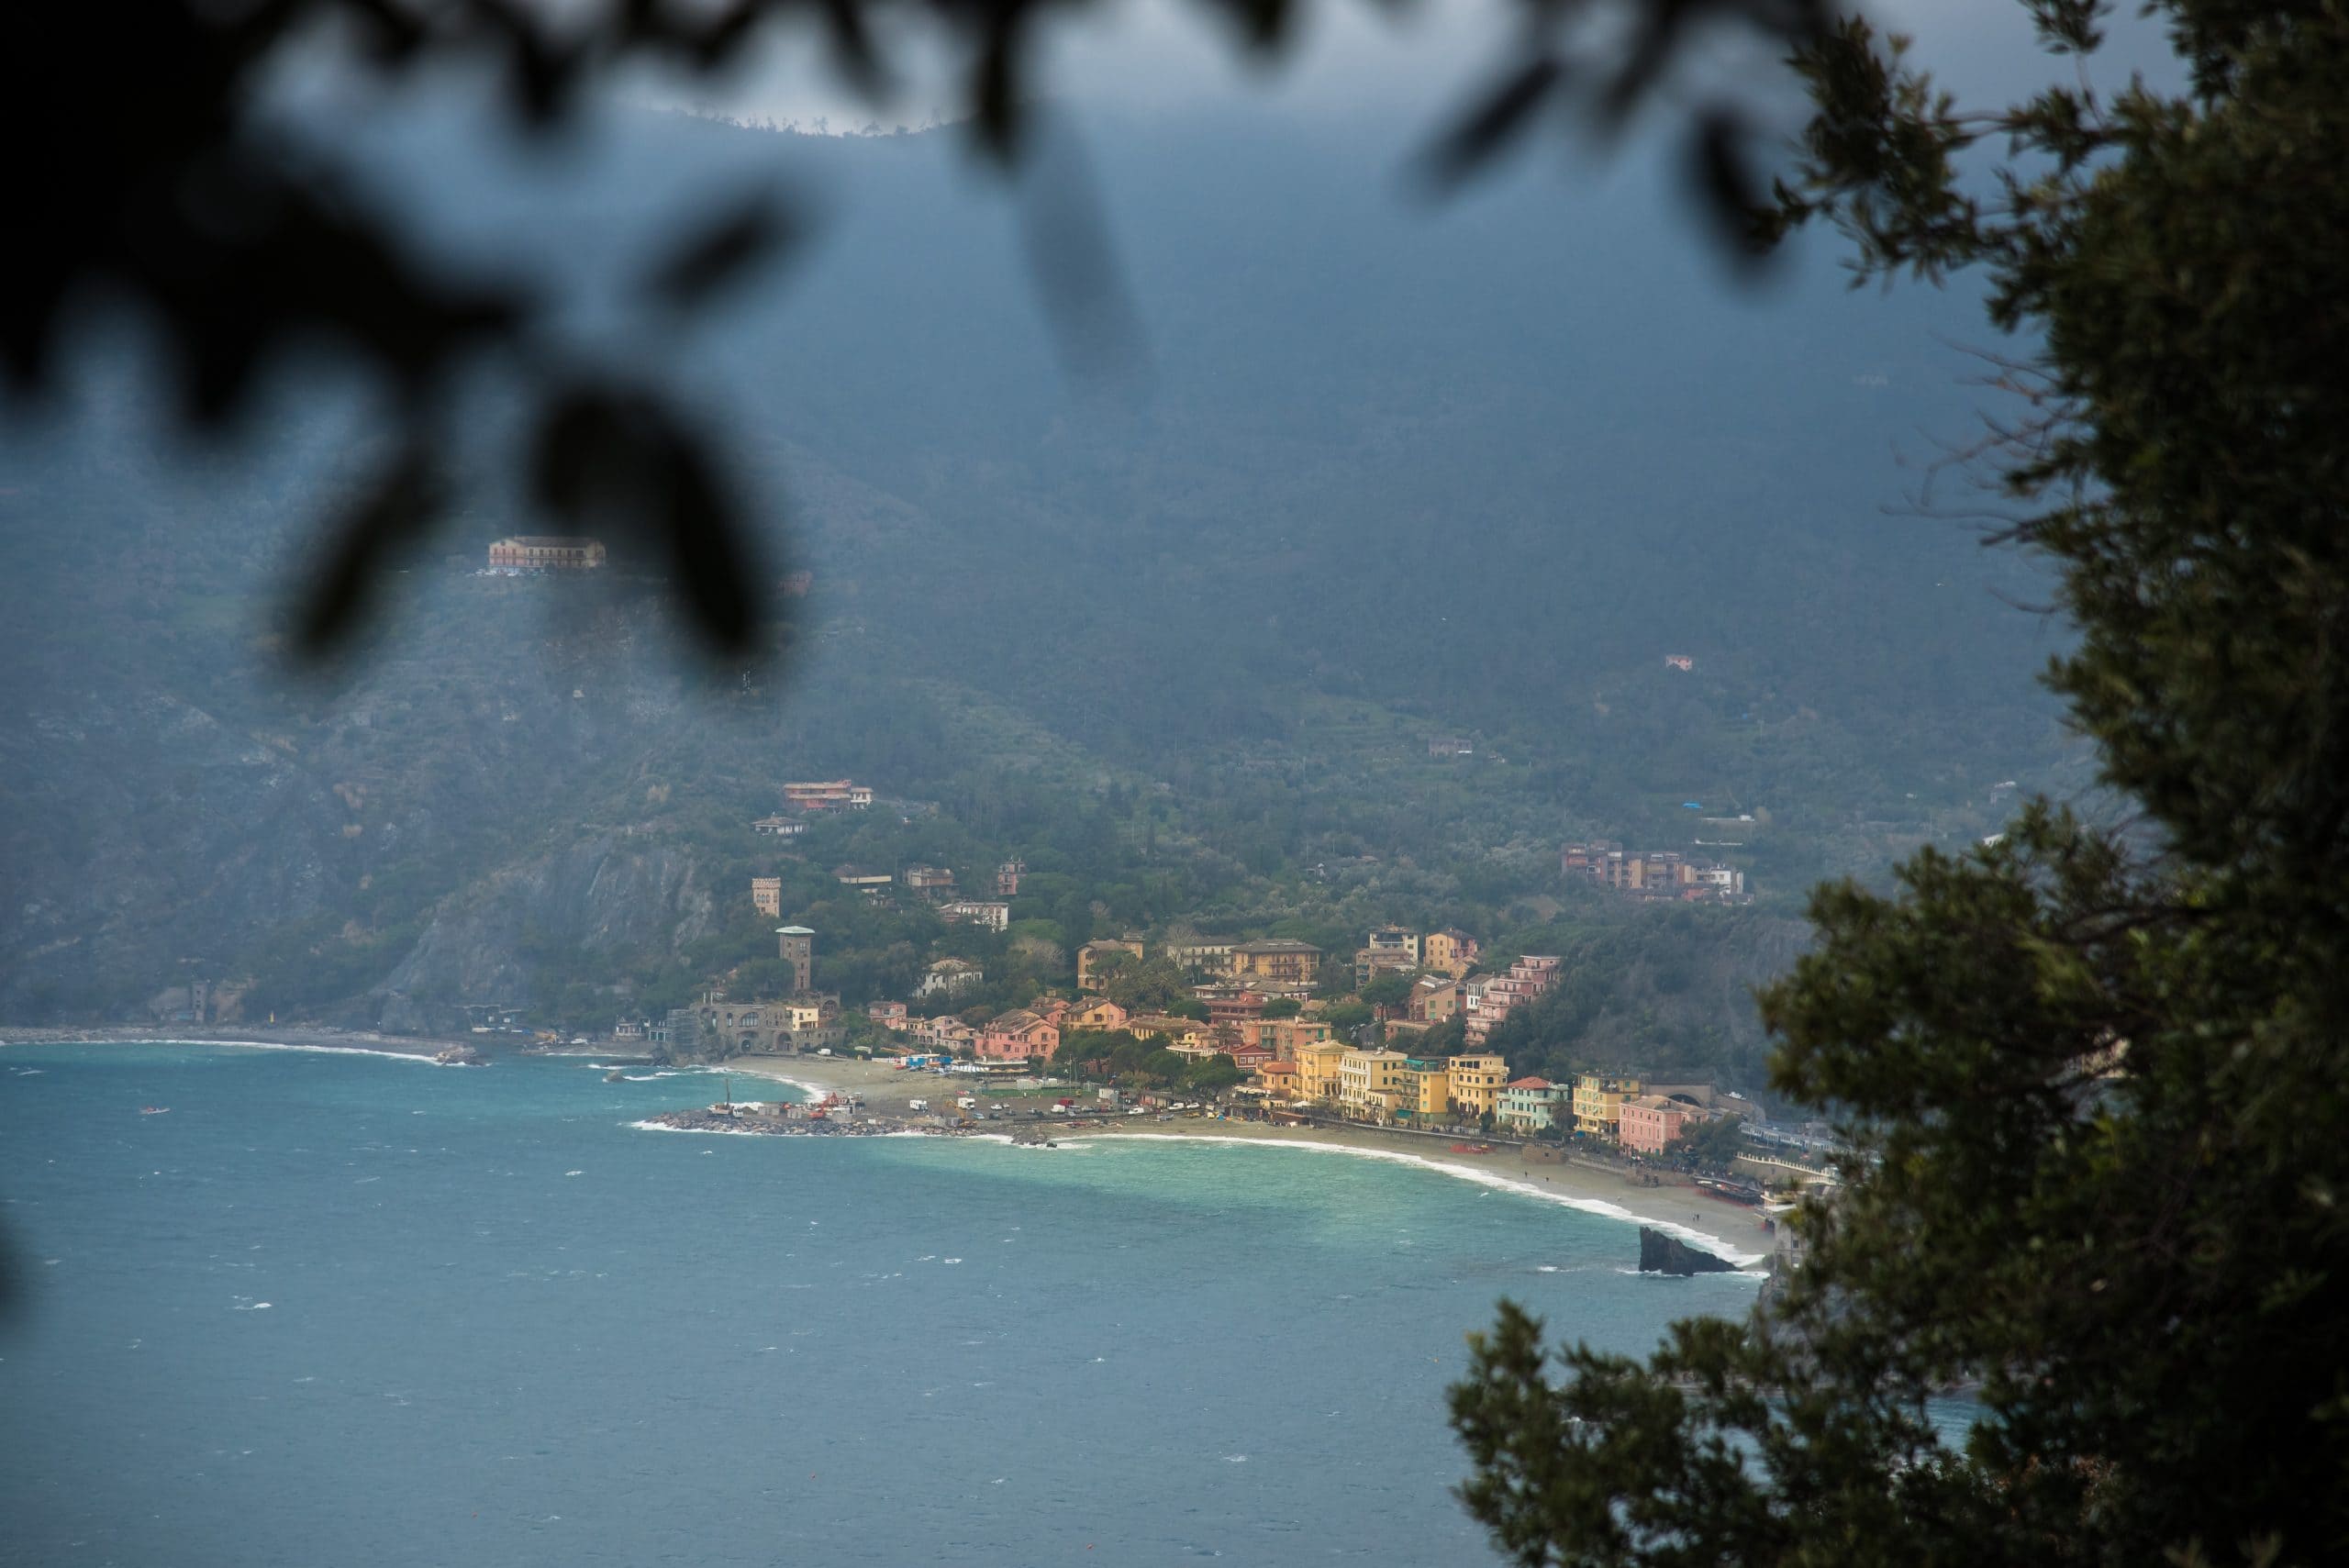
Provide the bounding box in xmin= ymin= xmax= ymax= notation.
xmin=0 ymin=107 xmax=2078 ymax=1025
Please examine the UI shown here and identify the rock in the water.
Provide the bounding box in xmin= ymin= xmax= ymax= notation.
xmin=1639 ymin=1225 xmax=1738 ymax=1275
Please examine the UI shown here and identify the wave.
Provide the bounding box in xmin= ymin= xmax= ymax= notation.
xmin=624 ymin=1118 xmax=768 ymax=1140
xmin=4 ymin=1037 xmax=444 ymax=1065
xmin=1043 ymin=1133 xmax=1768 ymax=1267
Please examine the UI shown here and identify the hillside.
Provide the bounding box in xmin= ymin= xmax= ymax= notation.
xmin=0 ymin=106 xmax=2082 ymax=1034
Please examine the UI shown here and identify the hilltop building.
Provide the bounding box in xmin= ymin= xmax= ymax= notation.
xmin=1562 ymin=841 xmax=1747 ymax=902
xmin=783 ymin=780 xmax=873 ymax=812
xmin=940 ymin=899 xmax=1009 ymax=931
xmin=995 ymin=860 xmax=1025 ymax=896
xmin=488 ymin=536 xmax=605 ymax=570
xmin=751 ymin=877 xmax=783 ymax=917
xmin=900 ymin=864 xmax=955 ymax=894
xmin=751 ymin=816 xmax=804 ymax=838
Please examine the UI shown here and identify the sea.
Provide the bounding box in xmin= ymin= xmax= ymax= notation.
xmin=0 ymin=1043 xmax=1764 ymax=1566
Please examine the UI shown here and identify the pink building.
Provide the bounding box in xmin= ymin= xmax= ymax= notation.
xmin=1463 ymin=953 xmax=1563 ymax=1046
xmin=976 ymin=1010 xmax=1061 ymax=1062
xmin=1619 ymin=1094 xmax=1702 ymax=1154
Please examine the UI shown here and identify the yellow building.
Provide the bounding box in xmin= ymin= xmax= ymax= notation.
xmin=1421 ymin=929 xmax=1480 ymax=979
xmin=1401 ymin=1062 xmax=1453 ymax=1119
xmin=1573 ymin=1073 xmax=1643 ymax=1140
xmin=1339 ymin=1049 xmax=1415 ymax=1118
xmin=1130 ymin=1015 xmax=1217 ymax=1051
xmin=1076 ymin=939 xmax=1144 ymax=992
xmin=1229 ymin=940 xmax=1322 ymax=985
xmin=1446 ymin=1053 xmax=1509 ymax=1119
xmin=1262 ymin=1017 xmax=1334 ymax=1058
xmin=750 ymin=876 xmax=783 ymax=917
xmin=1293 ymin=1040 xmax=1350 ymax=1104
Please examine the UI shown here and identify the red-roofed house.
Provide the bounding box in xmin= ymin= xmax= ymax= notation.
xmin=976 ymin=1009 xmax=1061 ymax=1063
xmin=1496 ymin=1075 xmax=1568 ymax=1135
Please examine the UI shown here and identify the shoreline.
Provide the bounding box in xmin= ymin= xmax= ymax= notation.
xmin=0 ymin=1024 xmax=469 ymax=1061
xmin=2 ymin=1033 xmax=1774 ymax=1268
xmin=725 ymin=1053 xmax=1775 ymax=1268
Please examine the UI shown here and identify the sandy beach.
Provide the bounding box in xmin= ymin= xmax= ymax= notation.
xmin=729 ymin=1052 xmax=1777 ymax=1267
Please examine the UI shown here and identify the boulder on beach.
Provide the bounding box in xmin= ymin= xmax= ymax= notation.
xmin=1639 ymin=1226 xmax=1738 ymax=1276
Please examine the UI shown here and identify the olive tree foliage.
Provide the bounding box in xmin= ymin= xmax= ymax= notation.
xmin=6 ymin=0 xmax=1831 ymax=668
xmin=1449 ymin=5 xmax=2349 ymax=1565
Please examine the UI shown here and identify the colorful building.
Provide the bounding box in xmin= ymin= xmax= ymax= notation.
xmin=1230 ymin=940 xmax=1322 ymax=985
xmin=976 ymin=1009 xmax=1061 ymax=1062
xmin=1573 ymin=1074 xmax=1642 ymax=1140
xmin=1422 ymin=929 xmax=1480 ymax=979
xmin=1496 ymin=1076 xmax=1568 ymax=1135
xmin=1400 ymin=1059 xmax=1453 ymax=1120
xmin=1064 ymin=998 xmax=1130 ymax=1032
xmin=1293 ymin=1040 xmax=1350 ymax=1104
xmin=1464 ymin=954 xmax=1562 ymax=1046
xmin=1338 ymin=1049 xmax=1415 ymax=1118
xmin=1447 ymin=1054 xmax=1509 ymax=1119
xmin=1619 ymin=1094 xmax=1705 ymax=1154
xmin=1408 ymin=975 xmax=1462 ymax=1024
xmin=1253 ymin=1060 xmax=1300 ymax=1099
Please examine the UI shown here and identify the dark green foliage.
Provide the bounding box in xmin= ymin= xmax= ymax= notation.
xmin=1664 ymin=1114 xmax=1746 ymax=1174
xmin=1452 ymin=6 xmax=2349 ymax=1565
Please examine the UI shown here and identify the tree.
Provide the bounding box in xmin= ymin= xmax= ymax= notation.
xmin=1450 ymin=6 xmax=2349 ymax=1565
xmin=1664 ymin=1113 xmax=1745 ymax=1175
xmin=1260 ymin=997 xmax=1302 ymax=1020
xmin=1360 ymin=972 xmax=1416 ymax=1011
xmin=1105 ymin=956 xmax=1192 ymax=1014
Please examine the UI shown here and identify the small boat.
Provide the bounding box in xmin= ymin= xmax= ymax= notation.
xmin=139 ymin=1106 xmax=171 ymax=1116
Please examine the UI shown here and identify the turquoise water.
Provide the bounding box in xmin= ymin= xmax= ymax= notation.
xmin=0 ymin=1044 xmax=1760 ymax=1565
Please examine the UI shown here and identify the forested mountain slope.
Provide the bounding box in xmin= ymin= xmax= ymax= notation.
xmin=0 ymin=106 xmax=2079 ymax=1029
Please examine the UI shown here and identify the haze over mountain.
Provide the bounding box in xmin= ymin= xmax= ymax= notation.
xmin=0 ymin=100 xmax=2077 ymax=1031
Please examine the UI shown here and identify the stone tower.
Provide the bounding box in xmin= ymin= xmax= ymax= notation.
xmin=775 ymin=926 xmax=815 ymax=995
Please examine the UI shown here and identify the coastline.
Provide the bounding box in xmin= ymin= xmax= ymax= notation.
xmin=726 ymin=1053 xmax=1775 ymax=1268
xmin=0 ymin=1024 xmax=472 ymax=1062
xmin=0 ymin=1033 xmax=1772 ymax=1267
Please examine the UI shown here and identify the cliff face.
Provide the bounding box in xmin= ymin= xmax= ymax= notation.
xmin=0 ymin=684 xmax=358 ymax=1018
xmin=366 ymin=834 xmax=716 ymax=1033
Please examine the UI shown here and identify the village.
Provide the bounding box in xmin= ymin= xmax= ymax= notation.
xmin=605 ymin=779 xmax=1817 ymax=1196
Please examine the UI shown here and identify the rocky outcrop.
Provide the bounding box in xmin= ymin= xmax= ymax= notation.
xmin=1640 ymin=1226 xmax=1739 ymax=1276
xmin=367 ymin=833 xmax=715 ymax=1032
